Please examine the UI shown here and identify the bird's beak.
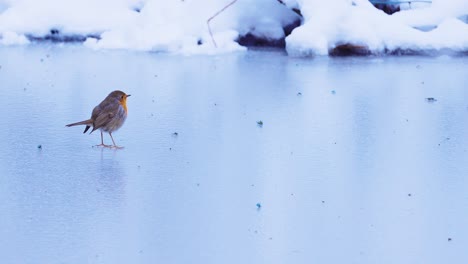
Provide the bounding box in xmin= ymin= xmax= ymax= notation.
xmin=126 ymin=94 xmax=131 ymax=97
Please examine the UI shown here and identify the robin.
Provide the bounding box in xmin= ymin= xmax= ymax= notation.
xmin=66 ymin=90 xmax=130 ymax=148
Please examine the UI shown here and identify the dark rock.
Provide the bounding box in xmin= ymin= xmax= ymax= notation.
xmin=27 ymin=32 xmax=101 ymax=43
xmin=237 ymin=11 xmax=302 ymax=48
xmin=372 ymin=3 xmax=400 ymax=15
xmin=238 ymin=33 xmax=285 ymax=48
xmin=330 ymin=44 xmax=371 ymax=56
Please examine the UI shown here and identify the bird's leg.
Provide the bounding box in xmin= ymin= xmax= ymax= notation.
xmin=109 ymin=132 xmax=123 ymax=149
xmin=95 ymin=131 xmax=112 ymax=148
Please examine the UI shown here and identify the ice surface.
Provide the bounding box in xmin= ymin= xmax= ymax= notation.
xmin=0 ymin=0 xmax=467 ymax=55
xmin=0 ymin=46 xmax=467 ymax=263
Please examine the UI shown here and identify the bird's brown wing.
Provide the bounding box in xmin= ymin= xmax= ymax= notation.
xmin=90 ymin=100 xmax=119 ymax=133
xmin=90 ymin=112 xmax=115 ymax=133
xmin=91 ymin=104 xmax=102 ymax=121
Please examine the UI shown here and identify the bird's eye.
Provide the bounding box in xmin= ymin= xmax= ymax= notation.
xmin=121 ymin=95 xmax=124 ymax=99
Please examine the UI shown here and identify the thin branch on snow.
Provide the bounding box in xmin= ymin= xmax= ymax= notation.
xmin=207 ymin=0 xmax=238 ymax=48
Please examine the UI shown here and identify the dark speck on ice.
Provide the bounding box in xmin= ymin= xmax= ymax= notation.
xmin=256 ymin=203 xmax=261 ymax=209
xmin=426 ymin=97 xmax=437 ymax=103
xmin=257 ymin=120 xmax=263 ymax=127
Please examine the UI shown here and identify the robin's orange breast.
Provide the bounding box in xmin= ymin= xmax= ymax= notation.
xmin=119 ymin=97 xmax=128 ymax=114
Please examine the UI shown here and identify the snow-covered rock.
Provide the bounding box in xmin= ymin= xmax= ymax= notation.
xmin=286 ymin=0 xmax=468 ymax=56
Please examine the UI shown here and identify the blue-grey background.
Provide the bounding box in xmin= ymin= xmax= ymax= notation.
xmin=0 ymin=46 xmax=467 ymax=264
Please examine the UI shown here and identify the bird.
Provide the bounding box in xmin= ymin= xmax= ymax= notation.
xmin=66 ymin=90 xmax=130 ymax=148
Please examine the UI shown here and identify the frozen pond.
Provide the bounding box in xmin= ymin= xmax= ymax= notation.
xmin=0 ymin=46 xmax=467 ymax=264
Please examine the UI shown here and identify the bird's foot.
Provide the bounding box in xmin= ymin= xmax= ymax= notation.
xmin=94 ymin=144 xmax=113 ymax=148
xmin=111 ymin=145 xmax=124 ymax=149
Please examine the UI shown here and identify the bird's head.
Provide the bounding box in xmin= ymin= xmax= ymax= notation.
xmin=108 ymin=90 xmax=131 ymax=103
xmin=107 ymin=90 xmax=131 ymax=114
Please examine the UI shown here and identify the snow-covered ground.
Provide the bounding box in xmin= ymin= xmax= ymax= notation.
xmin=0 ymin=46 xmax=467 ymax=264
xmin=0 ymin=0 xmax=467 ymax=55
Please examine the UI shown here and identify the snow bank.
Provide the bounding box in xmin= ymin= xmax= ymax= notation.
xmin=0 ymin=0 xmax=467 ymax=55
xmin=84 ymin=0 xmax=244 ymax=54
xmin=286 ymin=0 xmax=468 ymax=56
xmin=84 ymin=0 xmax=298 ymax=54
xmin=0 ymin=30 xmax=28 ymax=45
xmin=0 ymin=0 xmax=138 ymax=36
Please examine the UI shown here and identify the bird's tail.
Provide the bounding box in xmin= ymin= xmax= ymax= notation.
xmin=66 ymin=119 xmax=93 ymax=134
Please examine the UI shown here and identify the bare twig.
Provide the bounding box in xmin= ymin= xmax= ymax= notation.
xmin=207 ymin=0 xmax=238 ymax=48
